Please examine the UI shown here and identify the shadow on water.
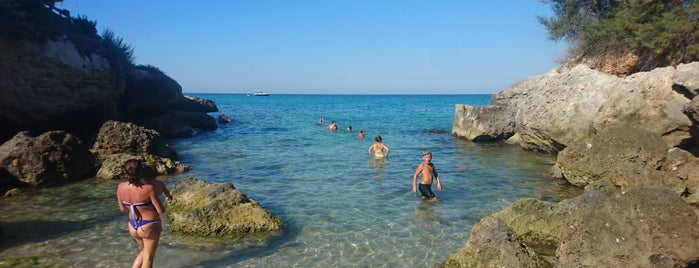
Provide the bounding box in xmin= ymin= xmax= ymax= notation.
xmin=451 ymin=138 xmax=583 ymax=202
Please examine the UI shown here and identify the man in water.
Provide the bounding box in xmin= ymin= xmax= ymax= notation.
xmin=412 ymin=150 xmax=442 ymax=202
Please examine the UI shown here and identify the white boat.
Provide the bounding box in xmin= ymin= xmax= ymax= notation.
xmin=253 ymin=91 xmax=269 ymax=96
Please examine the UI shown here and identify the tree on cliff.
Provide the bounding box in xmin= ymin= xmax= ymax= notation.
xmin=539 ymin=0 xmax=699 ymax=75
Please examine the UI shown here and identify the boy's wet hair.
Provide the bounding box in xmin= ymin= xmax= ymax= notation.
xmin=422 ymin=150 xmax=432 ymax=156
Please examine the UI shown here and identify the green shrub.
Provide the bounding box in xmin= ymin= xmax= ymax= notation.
xmin=540 ymin=0 xmax=699 ymax=72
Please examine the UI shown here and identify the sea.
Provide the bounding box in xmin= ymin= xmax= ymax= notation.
xmin=0 ymin=94 xmax=581 ymax=267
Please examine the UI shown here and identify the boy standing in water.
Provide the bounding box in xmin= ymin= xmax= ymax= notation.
xmin=412 ymin=150 xmax=442 ymax=201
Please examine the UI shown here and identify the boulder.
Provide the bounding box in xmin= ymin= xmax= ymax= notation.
xmin=167 ymin=177 xmax=282 ymax=237
xmin=673 ymin=62 xmax=699 ymax=98
xmin=662 ymin=148 xmax=699 ymax=213
xmin=556 ymin=127 xmax=668 ymax=189
xmin=451 ymin=105 xmax=514 ymax=142
xmin=95 ymin=153 xmax=189 ymax=180
xmin=0 ymin=131 xmax=94 ymax=186
xmin=684 ymin=96 xmax=699 ymax=155
xmin=452 ymin=64 xmax=695 ymax=153
xmin=441 ymin=216 xmax=541 ymax=268
xmin=448 ymin=179 xmax=699 ymax=267
xmin=91 ymin=120 xmax=176 ymax=159
xmin=91 ymin=121 xmax=190 ymax=179
xmin=556 ymin=185 xmax=699 ymax=267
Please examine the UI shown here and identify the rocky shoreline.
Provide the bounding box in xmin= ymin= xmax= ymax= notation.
xmin=0 ymin=32 xmax=274 ymax=242
xmin=2 ymin=4 xmax=698 ymax=264
xmin=446 ymin=63 xmax=699 ymax=267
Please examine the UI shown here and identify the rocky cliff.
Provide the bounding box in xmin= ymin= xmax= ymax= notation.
xmin=0 ymin=36 xmax=120 ymax=142
xmin=452 ymin=63 xmax=698 ymax=154
xmin=447 ymin=64 xmax=699 ymax=267
xmin=0 ymin=36 xmax=218 ymax=143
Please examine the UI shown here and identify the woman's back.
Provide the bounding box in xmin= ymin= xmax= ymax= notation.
xmin=117 ymin=182 xmax=162 ymax=220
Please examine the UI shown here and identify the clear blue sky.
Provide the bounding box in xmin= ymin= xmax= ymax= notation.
xmin=59 ymin=0 xmax=566 ymax=94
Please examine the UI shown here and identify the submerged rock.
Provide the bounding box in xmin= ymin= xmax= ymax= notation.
xmin=167 ymin=177 xmax=282 ymax=237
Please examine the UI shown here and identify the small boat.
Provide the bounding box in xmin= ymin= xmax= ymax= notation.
xmin=253 ymin=91 xmax=269 ymax=96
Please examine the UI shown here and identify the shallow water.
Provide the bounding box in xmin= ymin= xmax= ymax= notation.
xmin=0 ymin=94 xmax=581 ymax=267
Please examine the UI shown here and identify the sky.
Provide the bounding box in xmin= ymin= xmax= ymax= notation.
xmin=58 ymin=0 xmax=567 ymax=94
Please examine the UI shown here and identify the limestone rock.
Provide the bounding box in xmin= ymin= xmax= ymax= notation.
xmin=453 ymin=179 xmax=699 ymax=267
xmin=91 ymin=120 xmax=175 ymax=159
xmin=451 ymin=104 xmax=514 ymax=142
xmin=685 ymin=96 xmax=699 ymax=155
xmin=662 ymin=148 xmax=699 ymax=212
xmin=91 ymin=121 xmax=190 ymax=179
xmin=0 ymin=131 xmax=95 ymax=186
xmin=95 ymin=153 xmax=190 ymax=180
xmin=673 ymin=62 xmax=699 ymax=98
xmin=556 ymin=127 xmax=668 ymax=189
xmin=556 ymin=186 xmax=699 ymax=268
xmin=167 ymin=177 xmax=282 ymax=237
xmin=441 ymin=216 xmax=541 ymax=268
xmin=453 ymin=64 xmax=694 ymax=153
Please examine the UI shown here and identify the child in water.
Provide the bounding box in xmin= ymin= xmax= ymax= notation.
xmin=143 ymin=165 xmax=173 ymax=202
xmin=412 ymin=150 xmax=442 ymax=201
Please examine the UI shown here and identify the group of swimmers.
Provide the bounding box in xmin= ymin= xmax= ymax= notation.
xmin=318 ymin=117 xmax=366 ymax=138
xmin=116 ymin=118 xmax=444 ymax=266
xmin=317 ymin=116 xmax=443 ymax=202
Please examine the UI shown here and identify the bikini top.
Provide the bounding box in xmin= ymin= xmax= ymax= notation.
xmin=122 ymin=201 xmax=152 ymax=220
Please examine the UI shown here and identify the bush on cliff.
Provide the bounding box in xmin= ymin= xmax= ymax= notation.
xmin=539 ymin=0 xmax=699 ymax=75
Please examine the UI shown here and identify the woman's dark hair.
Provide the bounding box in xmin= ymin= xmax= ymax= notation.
xmin=375 ymin=135 xmax=382 ymax=142
xmin=123 ymin=159 xmax=143 ymax=185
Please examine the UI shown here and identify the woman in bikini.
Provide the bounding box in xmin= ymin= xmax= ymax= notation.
xmin=368 ymin=135 xmax=390 ymax=159
xmin=117 ymin=159 xmax=165 ymax=268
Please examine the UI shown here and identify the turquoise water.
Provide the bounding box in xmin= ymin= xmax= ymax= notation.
xmin=0 ymin=94 xmax=580 ymax=267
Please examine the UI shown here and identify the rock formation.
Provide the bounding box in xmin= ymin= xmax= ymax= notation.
xmin=167 ymin=177 xmax=282 ymax=237
xmin=121 ymin=66 xmax=218 ymax=138
xmin=91 ymin=120 xmax=190 ymax=180
xmin=0 ymin=37 xmax=220 ymax=143
xmin=556 ymin=126 xmax=668 ymax=189
xmin=0 ymin=131 xmax=95 ymax=193
xmin=452 ymin=63 xmax=698 ymax=154
xmin=444 ymin=179 xmax=699 ymax=267
xmin=0 ymin=37 xmax=120 ymax=143
xmin=448 ymin=63 xmax=699 ymax=267
xmin=442 ymin=216 xmax=542 ymax=268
